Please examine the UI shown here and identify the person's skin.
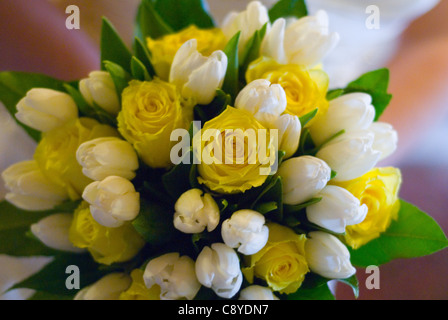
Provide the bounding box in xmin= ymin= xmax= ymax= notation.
xmin=380 ymin=0 xmax=448 ymax=166
xmin=0 ymin=0 xmax=98 ymax=80
xmin=0 ymin=0 xmax=446 ymax=300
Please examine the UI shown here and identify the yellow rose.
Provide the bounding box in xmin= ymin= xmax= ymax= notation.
xmin=118 ymin=79 xmax=191 ymax=169
xmin=69 ymin=202 xmax=145 ymax=265
xmin=242 ymin=223 xmax=309 ymax=294
xmin=246 ymin=57 xmax=329 ymax=121
xmin=333 ymin=167 xmax=402 ymax=249
xmin=147 ymin=25 xmax=227 ymax=80
xmin=196 ymin=106 xmax=275 ymax=194
xmin=119 ymin=269 xmax=160 ymax=300
xmin=34 ymin=118 xmax=118 ymax=200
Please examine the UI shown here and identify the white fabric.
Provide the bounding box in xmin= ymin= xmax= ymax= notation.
xmin=306 ymin=0 xmax=440 ymax=87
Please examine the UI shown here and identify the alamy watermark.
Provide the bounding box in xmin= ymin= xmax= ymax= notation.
xmin=65 ymin=5 xmax=80 ymax=30
xmin=366 ymin=5 xmax=381 ymax=30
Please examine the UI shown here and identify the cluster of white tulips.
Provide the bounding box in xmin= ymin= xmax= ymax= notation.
xmin=2 ymin=71 xmax=143 ymax=249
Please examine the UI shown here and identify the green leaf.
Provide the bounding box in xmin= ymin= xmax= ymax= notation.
xmin=135 ymin=0 xmax=174 ymax=41
xmin=0 ymin=200 xmax=82 ymax=257
xmin=343 ymin=68 xmax=393 ymax=121
xmin=299 ymin=108 xmax=318 ymax=127
xmin=100 ymin=18 xmax=133 ymax=73
xmin=162 ymin=149 xmax=196 ymax=201
xmin=251 ymin=176 xmax=283 ymax=221
xmin=103 ymin=60 xmax=131 ymax=100
xmin=330 ymin=170 xmax=338 ymax=180
xmin=133 ymin=37 xmax=156 ymax=77
xmin=337 ymin=274 xmax=359 ymax=299
xmin=64 ymin=82 xmax=117 ymax=127
xmin=326 ymin=88 xmax=345 ymax=101
xmin=295 ymin=128 xmax=316 ymax=157
xmin=284 ymin=197 xmax=322 ymax=215
xmin=11 ymin=253 xmax=106 ymax=296
xmin=349 ymin=200 xmax=448 ymax=267
xmin=132 ymin=199 xmax=177 ymax=246
xmin=63 ymin=83 xmax=94 ymax=118
xmin=131 ymin=56 xmax=152 ymax=81
xmin=222 ymin=32 xmax=241 ymax=102
xmin=254 ymin=201 xmax=278 ymax=215
xmin=0 ymin=72 xmax=67 ymax=142
xmin=269 ymin=0 xmax=308 ymax=22
xmin=194 ymin=89 xmax=231 ymax=123
xmin=152 ymin=0 xmax=215 ymax=31
xmin=0 ymin=201 xmax=57 ymax=256
xmin=240 ymin=24 xmax=268 ymax=81
xmin=287 ymin=276 xmax=335 ymax=300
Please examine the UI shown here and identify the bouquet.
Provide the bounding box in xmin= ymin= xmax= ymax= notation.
xmin=0 ymin=0 xmax=446 ymax=301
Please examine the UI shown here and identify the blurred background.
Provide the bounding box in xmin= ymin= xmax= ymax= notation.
xmin=0 ymin=0 xmax=447 ymax=300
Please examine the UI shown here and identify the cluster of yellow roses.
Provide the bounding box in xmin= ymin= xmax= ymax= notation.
xmin=2 ymin=1 xmax=402 ymax=300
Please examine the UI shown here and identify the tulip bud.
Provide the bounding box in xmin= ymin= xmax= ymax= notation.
xmin=277 ymin=156 xmax=332 ymax=205
xmin=15 ymin=88 xmax=78 ymax=132
xmin=221 ymin=209 xmax=269 ymax=255
xmin=305 ymin=231 xmax=356 ymax=279
xmin=239 ymin=285 xmax=279 ymax=300
xmin=170 ymin=39 xmax=228 ymax=105
xmin=82 ymin=176 xmax=140 ymax=228
xmin=143 ymin=252 xmax=200 ymax=300
xmin=79 ymin=71 xmax=120 ymax=115
xmin=309 ymin=93 xmax=376 ymax=146
xmin=306 ymin=186 xmax=368 ymax=234
xmin=195 ymin=243 xmax=243 ymax=299
xmin=369 ymin=122 xmax=398 ymax=161
xmin=316 ymin=130 xmax=381 ymax=182
xmin=222 ymin=1 xmax=270 ymax=57
xmin=262 ymin=11 xmax=339 ymax=67
xmin=74 ymin=273 xmax=132 ymax=300
xmin=31 ymin=213 xmax=85 ymax=253
xmin=2 ymin=160 xmax=67 ymax=211
xmin=268 ymin=114 xmax=301 ymax=159
xmin=235 ymin=79 xmax=287 ymax=122
xmin=173 ymin=189 xmax=220 ymax=234
xmin=76 ymin=137 xmax=139 ymax=181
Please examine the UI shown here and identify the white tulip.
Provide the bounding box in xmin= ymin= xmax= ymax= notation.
xmin=267 ymin=113 xmax=301 ymax=159
xmin=310 ymin=93 xmax=376 ymax=146
xmin=316 ymin=130 xmax=381 ymax=182
xmin=195 ymin=243 xmax=243 ymax=299
xmin=30 ymin=213 xmax=85 ymax=253
xmin=306 ymin=186 xmax=368 ymax=234
xmin=82 ymin=176 xmax=140 ymax=228
xmin=15 ymin=88 xmax=78 ymax=132
xmin=239 ymin=285 xmax=280 ymax=300
xmin=79 ymin=71 xmax=120 ymax=115
xmin=143 ymin=253 xmax=200 ymax=300
xmin=305 ymin=231 xmax=356 ymax=279
xmin=173 ymin=189 xmax=220 ymax=234
xmin=277 ymin=156 xmax=332 ymax=205
xmin=262 ymin=11 xmax=340 ymax=68
xmin=170 ymin=39 xmax=228 ymax=105
xmin=235 ymin=79 xmax=287 ymax=122
xmin=76 ymin=137 xmax=139 ymax=181
xmin=221 ymin=209 xmax=269 ymax=255
xmin=369 ymin=122 xmax=398 ymax=161
xmin=2 ymin=160 xmax=67 ymax=211
xmin=221 ymin=1 xmax=270 ymax=57
xmin=74 ymin=273 xmax=131 ymax=300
